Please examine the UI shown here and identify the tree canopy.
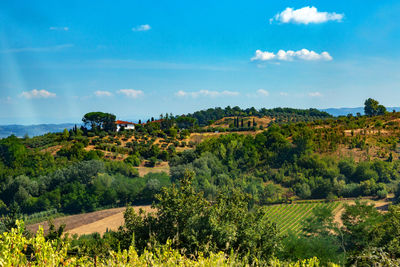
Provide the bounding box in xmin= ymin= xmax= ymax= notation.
xmin=364 ymin=98 xmax=387 ymax=116
xmin=82 ymin=112 xmax=116 ymax=132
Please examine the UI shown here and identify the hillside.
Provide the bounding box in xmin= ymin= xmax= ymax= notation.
xmin=2 ymin=108 xmax=400 ymax=266
xmin=78 ymin=112 xmax=400 ymax=164
xmin=306 ymin=111 xmax=400 ymax=161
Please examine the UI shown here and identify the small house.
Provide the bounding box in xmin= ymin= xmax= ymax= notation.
xmin=115 ymin=120 xmax=135 ymax=131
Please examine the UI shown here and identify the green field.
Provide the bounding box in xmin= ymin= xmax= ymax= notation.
xmin=264 ymin=202 xmax=341 ymax=235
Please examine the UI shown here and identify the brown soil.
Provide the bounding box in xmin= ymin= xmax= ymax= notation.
xmin=27 ymin=205 xmax=153 ymax=236
xmin=67 ymin=205 xmax=154 ymax=236
xmin=41 ymin=145 xmax=63 ymax=156
xmin=137 ymin=161 xmax=170 ymax=177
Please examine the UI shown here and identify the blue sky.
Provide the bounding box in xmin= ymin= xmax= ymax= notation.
xmin=1 ymin=0 xmax=400 ymax=124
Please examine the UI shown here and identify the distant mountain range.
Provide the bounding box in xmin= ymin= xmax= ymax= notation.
xmin=321 ymin=107 xmax=400 ymax=117
xmin=0 ymin=124 xmax=77 ymax=138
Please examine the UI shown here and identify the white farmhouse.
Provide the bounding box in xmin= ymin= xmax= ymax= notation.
xmin=116 ymin=120 xmax=135 ymax=131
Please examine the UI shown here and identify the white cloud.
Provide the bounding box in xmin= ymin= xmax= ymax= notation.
xmin=20 ymin=89 xmax=56 ymax=99
xmin=251 ymin=50 xmax=275 ymax=61
xmin=308 ymin=92 xmax=323 ymax=97
xmin=117 ymin=89 xmax=144 ymax=98
xmin=50 ymin=26 xmax=69 ymax=31
xmin=176 ymin=90 xmax=187 ymax=97
xmin=271 ymin=6 xmax=343 ymax=24
xmin=257 ymin=89 xmax=270 ymax=96
xmin=251 ymin=49 xmax=332 ymax=62
xmin=132 ymin=24 xmax=151 ymax=32
xmin=280 ymin=92 xmax=289 ymax=96
xmin=175 ymin=90 xmax=239 ymax=98
xmin=95 ymin=90 xmax=113 ymax=97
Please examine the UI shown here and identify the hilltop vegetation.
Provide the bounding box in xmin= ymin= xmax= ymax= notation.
xmin=183 ymin=106 xmax=332 ymax=127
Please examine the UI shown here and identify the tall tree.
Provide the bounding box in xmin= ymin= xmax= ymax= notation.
xmin=82 ymin=112 xmax=116 ymax=132
xmin=364 ymin=98 xmax=386 ymax=116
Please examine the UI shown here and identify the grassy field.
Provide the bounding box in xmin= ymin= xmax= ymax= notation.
xmin=264 ymin=202 xmax=341 ymax=235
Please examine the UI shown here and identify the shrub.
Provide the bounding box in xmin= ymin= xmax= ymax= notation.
xmin=377 ymin=189 xmax=388 ymax=199
xmin=124 ymin=155 xmax=141 ymax=167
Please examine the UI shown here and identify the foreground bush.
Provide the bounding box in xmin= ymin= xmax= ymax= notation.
xmin=0 ymin=220 xmax=336 ymax=266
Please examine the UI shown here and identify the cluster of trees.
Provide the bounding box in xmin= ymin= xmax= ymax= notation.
xmin=169 ymin=126 xmax=399 ymax=203
xmin=183 ymin=106 xmax=332 ymax=126
xmin=0 ymin=135 xmax=60 ymax=179
xmin=0 ymin=157 xmax=170 ymax=215
xmin=113 ymin=173 xmax=280 ymax=263
xmin=4 ymin=173 xmax=400 ymax=265
xmin=231 ymin=117 xmax=257 ymax=129
xmin=0 ymin=114 xmax=186 ymax=216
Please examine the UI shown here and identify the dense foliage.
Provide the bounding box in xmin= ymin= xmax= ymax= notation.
xmin=0 ymin=159 xmax=169 ymax=215
xmin=0 ymin=221 xmax=329 ymax=267
xmin=182 ymin=106 xmax=332 ymax=126
xmin=2 ymin=103 xmax=400 ymax=265
xmin=3 ymin=182 xmax=399 ymax=266
xmin=114 ymin=172 xmax=280 ymax=263
xmin=170 ymin=125 xmax=399 ymax=203
xmin=82 ymin=112 xmax=116 ymax=132
xmin=364 ymin=98 xmax=387 ymax=116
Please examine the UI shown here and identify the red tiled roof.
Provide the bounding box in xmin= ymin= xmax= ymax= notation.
xmin=115 ymin=120 xmax=135 ymax=125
